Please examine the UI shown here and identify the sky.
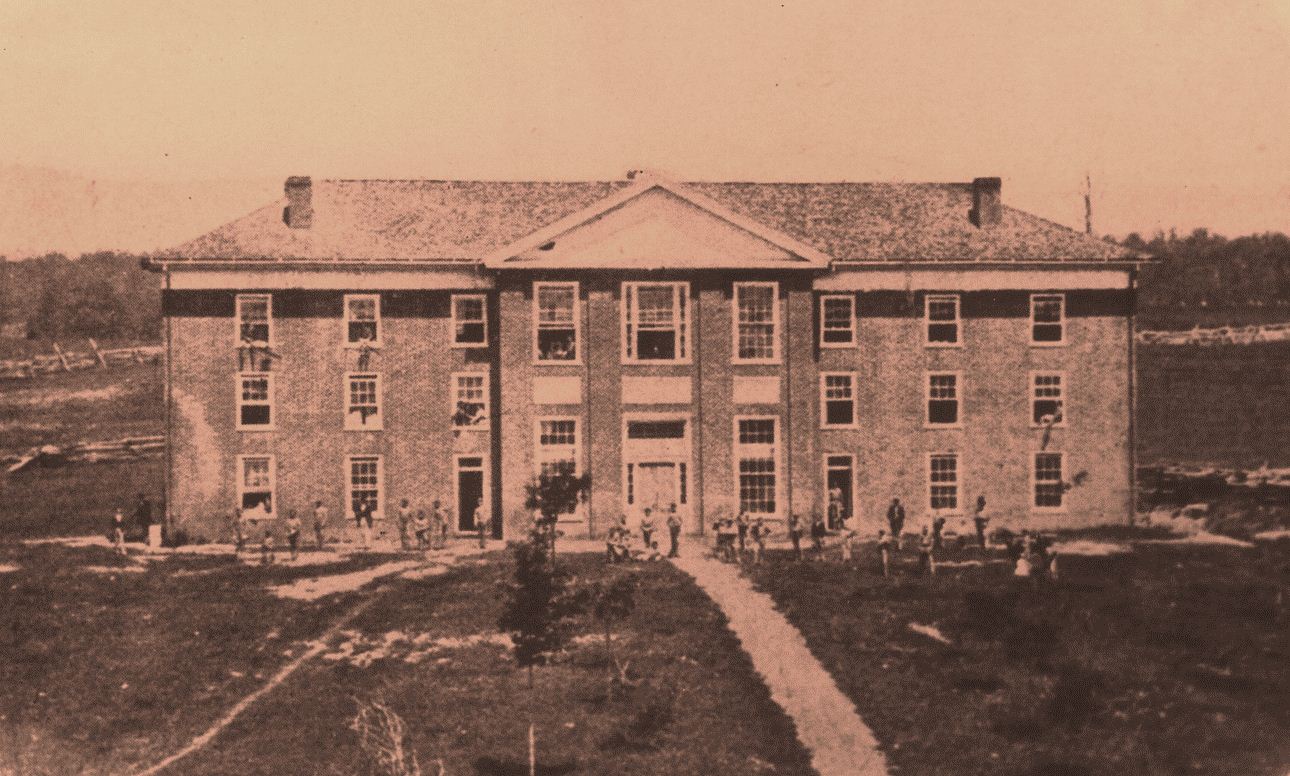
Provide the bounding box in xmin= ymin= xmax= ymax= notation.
xmin=1 ymin=0 xmax=1289 ymax=255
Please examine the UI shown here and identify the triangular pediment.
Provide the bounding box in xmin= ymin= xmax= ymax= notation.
xmin=484 ymin=177 xmax=831 ymax=270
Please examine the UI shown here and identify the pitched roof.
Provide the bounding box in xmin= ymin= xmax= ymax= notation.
xmin=155 ymin=178 xmax=1142 ymax=264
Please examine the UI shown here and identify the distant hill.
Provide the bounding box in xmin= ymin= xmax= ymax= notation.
xmin=0 ymin=166 xmax=278 ymax=259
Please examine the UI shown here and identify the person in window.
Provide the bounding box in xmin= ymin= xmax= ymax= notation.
xmin=827 ymin=486 xmax=844 ymax=530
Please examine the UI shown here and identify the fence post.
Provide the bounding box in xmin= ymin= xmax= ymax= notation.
xmin=51 ymin=342 xmax=71 ymax=372
xmin=89 ymin=338 xmax=108 ymax=368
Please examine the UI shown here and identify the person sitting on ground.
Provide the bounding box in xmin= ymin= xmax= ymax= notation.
xmin=645 ymin=540 xmax=663 ymax=562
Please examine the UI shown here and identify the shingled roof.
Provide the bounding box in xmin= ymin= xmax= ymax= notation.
xmin=155 ymin=178 xmax=1141 ymax=264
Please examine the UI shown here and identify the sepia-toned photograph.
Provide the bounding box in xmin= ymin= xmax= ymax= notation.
xmin=1 ymin=2 xmax=1287 ymax=774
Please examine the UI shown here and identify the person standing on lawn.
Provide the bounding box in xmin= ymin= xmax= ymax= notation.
xmin=972 ymin=495 xmax=990 ymax=548
xmin=640 ymin=507 xmax=656 ymax=551
xmin=231 ymin=508 xmax=246 ymax=556
xmin=396 ymin=499 xmax=413 ymax=550
xmin=311 ymin=500 xmax=328 ymax=550
xmin=414 ymin=510 xmax=429 ymax=550
xmin=428 ymin=501 xmax=445 ymax=550
xmin=877 ymin=529 xmax=893 ymax=577
xmin=750 ymin=515 xmax=769 ymax=565
xmin=666 ymin=504 xmax=682 ymax=558
xmin=112 ymin=507 xmax=128 ymax=557
xmin=886 ymin=498 xmax=906 ymax=550
xmin=931 ymin=516 xmax=946 ymax=551
xmin=787 ymin=513 xmax=804 ymax=560
xmin=355 ymin=496 xmax=374 ymax=550
xmin=285 ymin=510 xmax=302 ymax=561
xmin=810 ymin=511 xmax=828 ymax=557
xmin=260 ymin=528 xmax=275 ymax=565
xmin=735 ymin=509 xmax=750 ymax=556
xmin=838 ymin=514 xmax=855 ymax=563
xmin=917 ymin=525 xmax=935 ymax=576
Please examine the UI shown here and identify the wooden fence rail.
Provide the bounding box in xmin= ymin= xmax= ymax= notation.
xmin=1137 ymin=322 xmax=1290 ymax=347
xmin=3 ymin=435 xmax=164 ymax=473
xmin=0 ymin=341 xmax=161 ymax=379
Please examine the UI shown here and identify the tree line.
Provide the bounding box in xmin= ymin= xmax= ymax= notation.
xmin=2 ymin=231 xmax=1288 ymax=342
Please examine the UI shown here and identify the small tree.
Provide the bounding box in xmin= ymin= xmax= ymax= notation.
xmin=524 ymin=472 xmax=590 ymax=560
xmin=588 ymin=573 xmax=637 ymax=696
xmin=498 ymin=537 xmax=584 ymax=687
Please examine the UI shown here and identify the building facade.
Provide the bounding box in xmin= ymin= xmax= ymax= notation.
xmin=149 ymin=173 xmax=1143 ymax=542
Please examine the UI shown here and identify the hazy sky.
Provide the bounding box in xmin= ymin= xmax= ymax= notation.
xmin=3 ymin=0 xmax=1289 ymax=239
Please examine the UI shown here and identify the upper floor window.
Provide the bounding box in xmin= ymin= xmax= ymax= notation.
xmin=452 ymin=372 xmax=490 ymax=429
xmin=820 ymin=294 xmax=855 ymax=347
xmin=1031 ymin=294 xmax=1065 ymax=344
xmin=344 ymin=294 xmax=381 ymax=347
xmin=534 ymin=282 xmax=579 ymax=362
xmin=1031 ymin=372 xmax=1066 ymax=427
xmin=820 ymin=372 xmax=858 ymax=428
xmin=452 ymin=295 xmax=487 ymax=347
xmin=733 ymin=282 xmax=779 ymax=362
xmin=236 ymin=294 xmax=272 ymax=346
xmin=623 ymin=282 xmax=689 ymax=363
xmin=926 ymin=372 xmax=961 ymax=426
xmin=237 ymin=372 xmax=274 ymax=429
xmin=925 ymin=294 xmax=960 ymax=346
xmin=345 ymin=373 xmax=382 ymax=431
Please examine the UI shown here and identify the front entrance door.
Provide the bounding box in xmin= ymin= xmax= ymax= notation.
xmin=456 ymin=456 xmax=486 ymax=533
xmin=636 ymin=462 xmax=679 ymax=516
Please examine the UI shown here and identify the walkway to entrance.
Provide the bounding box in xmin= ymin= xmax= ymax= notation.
xmin=671 ymin=554 xmax=889 ymax=776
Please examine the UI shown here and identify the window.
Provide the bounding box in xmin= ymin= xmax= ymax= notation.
xmin=452 ymin=295 xmax=487 ymax=347
xmin=452 ymin=372 xmax=489 ymax=429
xmin=626 ymin=420 xmax=687 ymax=439
xmin=925 ymin=294 xmax=960 ymax=345
xmin=733 ymin=282 xmax=779 ymax=362
xmin=1034 ymin=452 xmax=1065 ymax=509
xmin=1031 ymin=372 xmax=1066 ymax=426
xmin=623 ymin=282 xmax=689 ymax=362
xmin=534 ymin=282 xmax=579 ymax=361
xmin=344 ymin=294 xmax=381 ymax=346
xmin=820 ymin=373 xmax=857 ymax=428
xmin=236 ymin=294 xmax=272 ymax=345
xmin=820 ymin=294 xmax=855 ymax=347
xmin=928 ymin=453 xmax=959 ymax=512
xmin=536 ymin=418 xmax=580 ymax=478
xmin=1031 ymin=294 xmax=1065 ymax=344
xmin=347 ymin=455 xmax=383 ymax=519
xmin=238 ymin=455 xmax=275 ymax=518
xmin=345 ymin=373 xmax=382 ymax=430
xmin=237 ymin=373 xmax=274 ymax=429
xmin=735 ymin=417 xmax=778 ymax=515
xmin=926 ymin=372 xmax=961 ymax=426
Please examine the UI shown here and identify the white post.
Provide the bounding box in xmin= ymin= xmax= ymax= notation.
xmin=528 ymin=723 xmax=536 ymax=776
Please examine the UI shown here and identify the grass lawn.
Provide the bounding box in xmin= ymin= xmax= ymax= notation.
xmin=744 ymin=535 xmax=1290 ymax=776
xmin=0 ymin=458 xmax=162 ymax=539
xmin=0 ymin=544 xmax=815 ymax=775
xmin=0 ymin=361 xmax=162 ymax=451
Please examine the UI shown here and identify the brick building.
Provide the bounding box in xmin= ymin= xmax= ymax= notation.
xmin=147 ymin=172 xmax=1145 ymax=542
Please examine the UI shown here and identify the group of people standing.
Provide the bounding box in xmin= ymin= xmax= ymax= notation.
xmin=606 ymin=504 xmax=683 ymax=562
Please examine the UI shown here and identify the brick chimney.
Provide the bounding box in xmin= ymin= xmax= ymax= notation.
xmin=283 ymin=176 xmax=313 ymax=229
xmin=969 ymin=177 xmax=1002 ymax=228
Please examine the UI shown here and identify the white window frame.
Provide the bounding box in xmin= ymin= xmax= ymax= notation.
xmin=452 ymin=371 xmax=490 ymax=430
xmin=819 ymin=294 xmax=856 ymax=348
xmin=622 ymin=281 xmax=692 ymax=364
xmin=1030 ymin=293 xmax=1066 ymax=346
xmin=819 ymin=372 xmax=859 ymax=429
xmin=925 ymin=371 xmax=963 ymax=428
xmin=534 ymin=416 xmax=582 ymax=478
xmin=927 ymin=452 xmax=961 ymax=514
xmin=1030 ymin=371 xmax=1067 ymax=428
xmin=732 ymin=281 xmax=781 ymax=364
xmin=236 ymin=372 xmax=275 ymax=430
xmin=924 ymin=293 xmax=961 ymax=347
xmin=1032 ymin=451 xmax=1067 ymax=512
xmin=346 ymin=455 xmax=384 ymax=520
xmin=344 ymin=293 xmax=382 ymax=348
xmin=733 ymin=415 xmax=781 ymax=517
xmin=236 ymin=454 xmax=276 ymax=518
xmin=344 ymin=372 xmax=383 ymax=431
xmin=533 ymin=281 xmax=581 ymax=364
xmin=451 ymin=294 xmax=488 ymax=348
xmin=235 ymin=293 xmax=273 ymax=346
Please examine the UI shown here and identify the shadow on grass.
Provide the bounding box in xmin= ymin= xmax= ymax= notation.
xmin=472 ymin=755 xmax=578 ymax=775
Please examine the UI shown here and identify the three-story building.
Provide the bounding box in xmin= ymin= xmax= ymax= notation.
xmin=148 ymin=172 xmax=1144 ymax=541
